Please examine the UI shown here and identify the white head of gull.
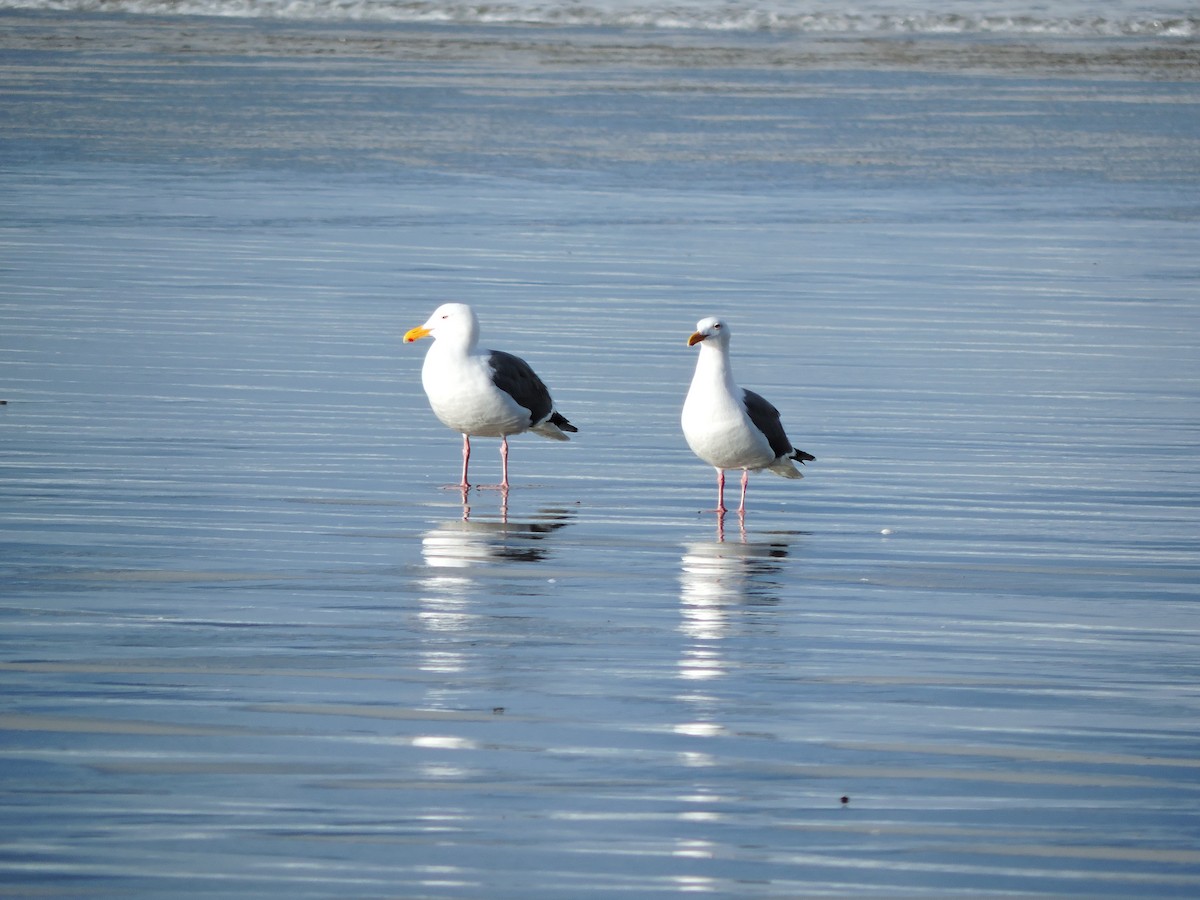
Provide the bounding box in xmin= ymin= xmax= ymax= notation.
xmin=404 ymin=303 xmax=576 ymax=491
xmin=682 ymin=315 xmax=814 ymax=515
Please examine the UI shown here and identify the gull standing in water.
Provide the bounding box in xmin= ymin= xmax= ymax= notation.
xmin=682 ymin=316 xmax=814 ymax=515
xmin=404 ymin=303 xmax=576 ymax=491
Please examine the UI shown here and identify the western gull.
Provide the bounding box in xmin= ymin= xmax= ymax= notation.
xmin=404 ymin=303 xmax=576 ymax=490
xmin=682 ymin=316 xmax=815 ymax=514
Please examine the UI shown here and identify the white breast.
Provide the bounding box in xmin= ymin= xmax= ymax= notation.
xmin=421 ymin=347 xmax=530 ymax=437
xmin=682 ymin=374 xmax=775 ymax=471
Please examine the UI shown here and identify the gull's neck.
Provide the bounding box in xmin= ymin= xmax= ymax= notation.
xmin=693 ymin=340 xmax=738 ymax=395
xmin=433 ymin=326 xmax=480 ymax=360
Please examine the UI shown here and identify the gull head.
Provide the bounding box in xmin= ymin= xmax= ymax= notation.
xmin=404 ymin=302 xmax=479 ymax=345
xmin=688 ymin=316 xmax=730 ymax=348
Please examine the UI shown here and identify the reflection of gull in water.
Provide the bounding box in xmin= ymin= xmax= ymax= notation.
xmin=421 ymin=507 xmax=574 ymax=568
xmin=677 ymin=536 xmax=793 ymax=683
xmin=674 ymin=535 xmax=796 ymax=823
xmin=680 ymin=537 xmax=791 ymax=612
xmin=418 ymin=504 xmax=574 ymax=621
xmin=416 ymin=506 xmax=574 ymax=692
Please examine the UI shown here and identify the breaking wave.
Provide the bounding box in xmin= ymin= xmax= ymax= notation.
xmin=4 ymin=0 xmax=1197 ymax=37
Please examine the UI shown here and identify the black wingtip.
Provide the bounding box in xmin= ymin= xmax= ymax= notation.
xmin=551 ymin=412 xmax=578 ymax=433
xmin=793 ymin=449 xmax=816 ymax=463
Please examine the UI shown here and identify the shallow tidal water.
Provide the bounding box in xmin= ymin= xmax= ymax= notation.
xmin=2 ymin=12 xmax=1200 ymax=897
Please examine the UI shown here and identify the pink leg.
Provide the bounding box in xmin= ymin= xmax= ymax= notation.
xmin=500 ymin=436 xmax=510 ymax=490
xmin=715 ymin=468 xmax=726 ymax=513
xmin=460 ymin=434 xmax=471 ymax=490
xmin=739 ymin=469 xmax=749 ymax=515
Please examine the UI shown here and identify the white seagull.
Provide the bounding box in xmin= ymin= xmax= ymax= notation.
xmin=404 ymin=303 xmax=576 ymax=491
xmin=682 ymin=316 xmax=814 ymax=514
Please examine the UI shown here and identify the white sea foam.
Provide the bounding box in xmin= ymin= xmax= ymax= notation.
xmin=3 ymin=0 xmax=1197 ymax=37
